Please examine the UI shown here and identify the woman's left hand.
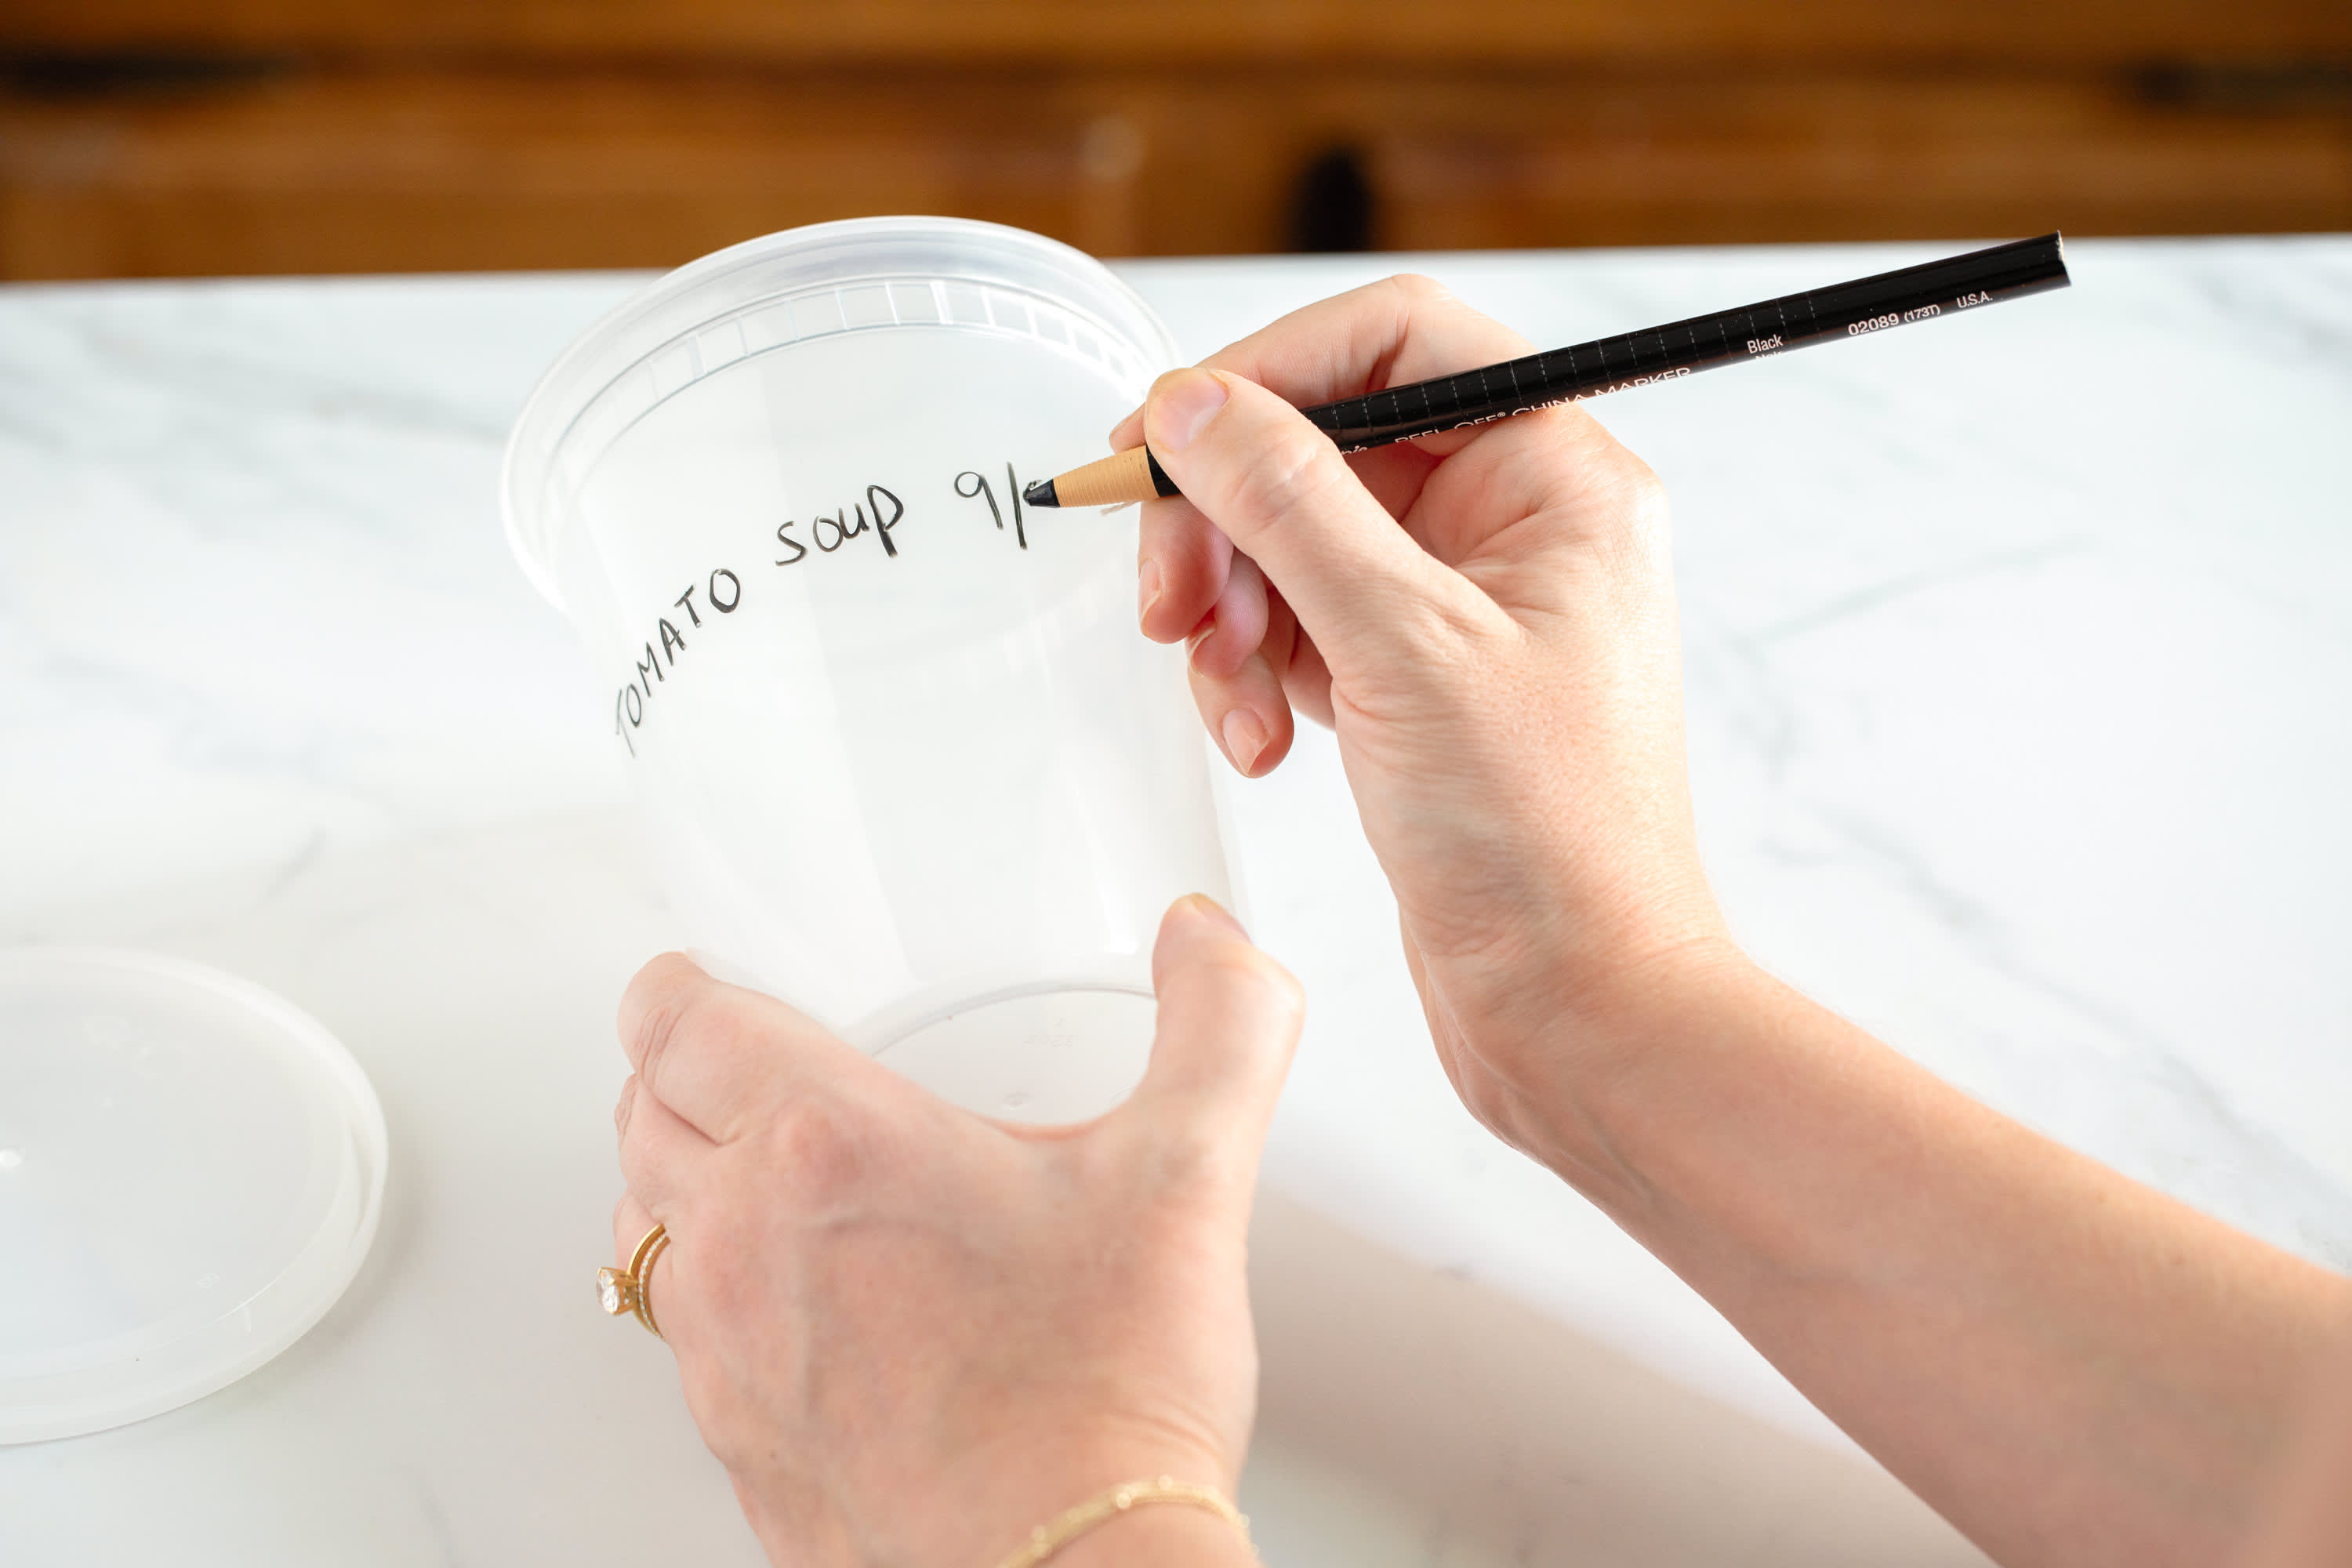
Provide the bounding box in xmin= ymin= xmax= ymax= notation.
xmin=608 ymin=895 xmax=1300 ymax=1566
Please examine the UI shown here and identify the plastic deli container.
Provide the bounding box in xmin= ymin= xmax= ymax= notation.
xmin=503 ymin=217 xmax=1235 ymax=1123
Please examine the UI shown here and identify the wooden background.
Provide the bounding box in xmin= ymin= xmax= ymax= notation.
xmin=2 ymin=0 xmax=2347 ymax=277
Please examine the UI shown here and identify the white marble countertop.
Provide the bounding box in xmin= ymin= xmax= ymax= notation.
xmin=2 ymin=237 xmax=2347 ymax=1565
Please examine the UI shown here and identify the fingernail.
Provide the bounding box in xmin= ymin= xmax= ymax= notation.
xmin=1151 ymin=369 xmax=1229 ymax=453
xmin=1179 ymin=892 xmax=1248 ymax=937
xmin=1221 ymin=709 xmax=1267 ymax=775
xmin=1138 ymin=557 xmax=1161 ymax=622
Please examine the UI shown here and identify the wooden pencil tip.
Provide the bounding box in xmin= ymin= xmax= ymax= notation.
xmin=1033 ymin=445 xmax=1163 ymax=508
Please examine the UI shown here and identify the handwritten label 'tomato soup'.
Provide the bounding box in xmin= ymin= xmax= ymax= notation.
xmin=612 ymin=461 xmax=1043 ymax=756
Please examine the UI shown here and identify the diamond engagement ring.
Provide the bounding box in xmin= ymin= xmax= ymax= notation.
xmin=599 ymin=1222 xmax=670 ymax=1338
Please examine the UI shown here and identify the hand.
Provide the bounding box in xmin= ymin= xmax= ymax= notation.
xmin=1116 ymin=277 xmax=1733 ymax=1158
xmin=1113 ymin=281 xmax=2352 ymax=1568
xmin=608 ymin=896 xmax=1298 ymax=1567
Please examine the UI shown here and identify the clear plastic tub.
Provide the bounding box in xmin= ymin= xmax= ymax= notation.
xmin=503 ymin=217 xmax=1234 ymax=1123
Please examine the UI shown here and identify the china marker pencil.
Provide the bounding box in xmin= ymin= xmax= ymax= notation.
xmin=1024 ymin=232 xmax=2069 ymax=510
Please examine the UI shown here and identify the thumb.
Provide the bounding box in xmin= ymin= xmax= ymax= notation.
xmin=1142 ymin=368 xmax=1475 ymax=661
xmin=1116 ymin=895 xmax=1304 ymax=1163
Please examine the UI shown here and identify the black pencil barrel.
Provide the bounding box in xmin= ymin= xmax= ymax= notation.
xmin=1302 ymin=234 xmax=2069 ymax=452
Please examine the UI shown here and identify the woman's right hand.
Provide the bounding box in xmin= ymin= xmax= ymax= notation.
xmin=1127 ymin=278 xmax=2352 ymax=1568
xmin=1117 ymin=277 xmax=1733 ymax=1157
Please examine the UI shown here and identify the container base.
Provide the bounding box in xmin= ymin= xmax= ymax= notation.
xmin=867 ymin=982 xmax=1156 ymax=1125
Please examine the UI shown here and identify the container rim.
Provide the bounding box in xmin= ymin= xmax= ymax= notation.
xmin=499 ymin=216 xmax=1179 ymax=612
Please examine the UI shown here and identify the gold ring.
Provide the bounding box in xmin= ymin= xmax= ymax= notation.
xmin=598 ymin=1222 xmax=670 ymax=1338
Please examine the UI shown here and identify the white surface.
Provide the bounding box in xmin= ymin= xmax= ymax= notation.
xmin=0 ymin=948 xmax=387 ymax=1443
xmin=1 ymin=237 xmax=2346 ymax=1563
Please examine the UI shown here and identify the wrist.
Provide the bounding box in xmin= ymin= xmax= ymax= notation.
xmin=1428 ymin=846 xmax=1737 ymax=1060
xmin=906 ymin=1426 xmax=1241 ymax=1568
xmin=1482 ymin=928 xmax=1775 ymax=1214
xmin=1049 ymin=1494 xmax=1257 ymax=1568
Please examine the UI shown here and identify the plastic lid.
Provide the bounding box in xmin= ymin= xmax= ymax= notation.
xmin=0 ymin=948 xmax=388 ymax=1443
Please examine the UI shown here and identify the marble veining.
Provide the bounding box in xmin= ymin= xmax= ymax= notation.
xmin=4 ymin=239 xmax=2347 ymax=1565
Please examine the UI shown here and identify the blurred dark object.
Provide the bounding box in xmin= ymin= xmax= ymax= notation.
xmin=1 ymin=0 xmax=2347 ymax=278
xmin=1291 ymin=147 xmax=1375 ymax=252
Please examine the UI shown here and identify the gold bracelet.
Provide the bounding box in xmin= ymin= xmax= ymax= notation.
xmin=991 ymin=1475 xmax=1251 ymax=1568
